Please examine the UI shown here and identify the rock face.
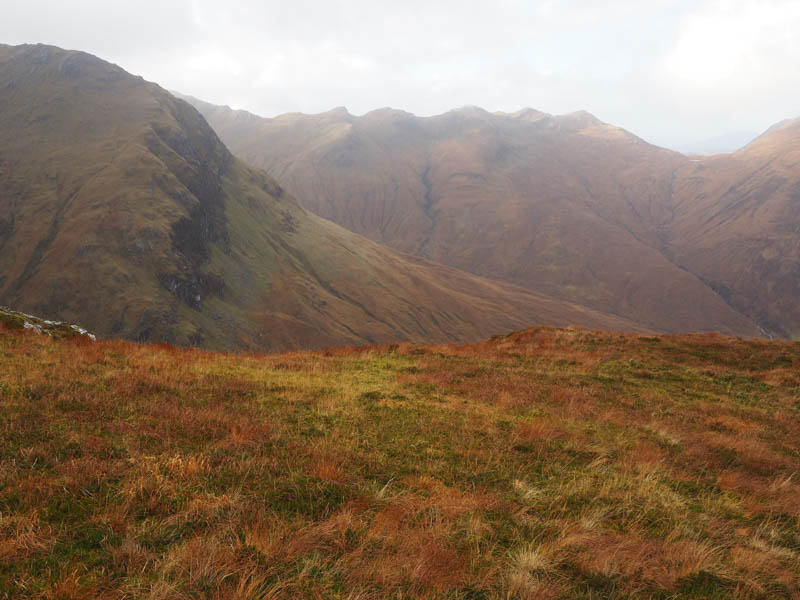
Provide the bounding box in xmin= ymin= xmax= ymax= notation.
xmin=184 ymin=95 xmax=799 ymax=339
xmin=0 ymin=44 xmax=648 ymax=351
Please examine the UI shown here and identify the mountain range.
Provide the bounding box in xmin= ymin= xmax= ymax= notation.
xmin=677 ymin=130 xmax=759 ymax=155
xmin=0 ymin=42 xmax=796 ymax=351
xmin=0 ymin=44 xmax=644 ymax=351
xmin=180 ymin=96 xmax=799 ymax=339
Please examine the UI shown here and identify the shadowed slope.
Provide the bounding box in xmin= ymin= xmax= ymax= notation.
xmin=0 ymin=44 xmax=646 ymax=350
xmin=182 ymin=96 xmax=767 ymax=337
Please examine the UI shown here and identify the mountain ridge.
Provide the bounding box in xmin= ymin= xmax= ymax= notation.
xmin=181 ymin=93 xmax=782 ymax=338
xmin=0 ymin=43 xmax=653 ymax=350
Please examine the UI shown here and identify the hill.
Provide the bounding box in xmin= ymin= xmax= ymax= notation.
xmin=0 ymin=44 xmax=646 ymax=351
xmin=665 ymin=120 xmax=800 ymax=339
xmin=182 ymin=96 xmax=796 ymax=338
xmin=1 ymin=317 xmax=798 ymax=598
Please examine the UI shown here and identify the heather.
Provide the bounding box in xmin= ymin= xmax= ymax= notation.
xmin=1 ymin=322 xmax=798 ymax=598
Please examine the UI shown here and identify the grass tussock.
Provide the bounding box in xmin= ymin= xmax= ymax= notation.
xmin=0 ymin=323 xmax=799 ymax=598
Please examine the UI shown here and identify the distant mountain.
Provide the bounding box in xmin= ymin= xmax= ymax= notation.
xmin=182 ymin=95 xmax=778 ymax=338
xmin=0 ymin=44 xmax=646 ymax=350
xmin=665 ymin=118 xmax=800 ymax=338
xmin=677 ymin=130 xmax=759 ymax=156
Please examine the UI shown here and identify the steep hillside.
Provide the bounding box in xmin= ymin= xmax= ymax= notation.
xmin=667 ymin=120 xmax=800 ymax=339
xmin=2 ymin=320 xmax=799 ymax=598
xmin=182 ymin=97 xmax=768 ymax=338
xmin=0 ymin=44 xmax=646 ymax=351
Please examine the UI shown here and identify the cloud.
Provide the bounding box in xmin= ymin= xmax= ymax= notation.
xmin=1 ymin=0 xmax=798 ymax=149
xmin=665 ymin=0 xmax=800 ymax=85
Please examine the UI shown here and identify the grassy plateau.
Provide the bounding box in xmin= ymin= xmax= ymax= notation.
xmin=1 ymin=320 xmax=799 ymax=599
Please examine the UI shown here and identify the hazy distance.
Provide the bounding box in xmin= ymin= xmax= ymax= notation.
xmin=3 ymin=0 xmax=799 ymax=151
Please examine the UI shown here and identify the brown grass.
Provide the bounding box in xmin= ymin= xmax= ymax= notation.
xmin=0 ymin=324 xmax=798 ymax=598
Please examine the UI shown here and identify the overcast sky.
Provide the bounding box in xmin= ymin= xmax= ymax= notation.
xmin=3 ymin=0 xmax=800 ymax=149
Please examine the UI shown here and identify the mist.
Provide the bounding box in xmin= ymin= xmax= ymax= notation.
xmin=3 ymin=0 xmax=799 ymax=150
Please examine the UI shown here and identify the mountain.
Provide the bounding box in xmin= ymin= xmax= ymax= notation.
xmin=665 ymin=119 xmax=800 ymax=338
xmin=0 ymin=44 xmax=646 ymax=351
xmin=181 ymin=96 xmax=773 ymax=337
xmin=677 ymin=130 xmax=758 ymax=156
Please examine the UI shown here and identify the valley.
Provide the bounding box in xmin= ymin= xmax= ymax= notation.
xmin=183 ymin=97 xmax=799 ymax=340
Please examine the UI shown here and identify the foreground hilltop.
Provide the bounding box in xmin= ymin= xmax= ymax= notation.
xmin=1 ymin=319 xmax=798 ymax=598
xmin=184 ymin=96 xmax=799 ymax=339
xmin=0 ymin=44 xmax=643 ymax=351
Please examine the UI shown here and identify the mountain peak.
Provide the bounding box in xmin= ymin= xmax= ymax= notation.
xmin=737 ymin=114 xmax=800 ymax=157
xmin=324 ymin=106 xmax=351 ymax=118
xmin=448 ymin=105 xmax=492 ymax=118
xmin=3 ymin=43 xmax=132 ymax=84
xmin=762 ymin=115 xmax=800 ymax=135
xmin=555 ymin=110 xmax=601 ymax=129
xmin=507 ymin=107 xmax=549 ymax=122
xmin=363 ymin=107 xmax=415 ymax=119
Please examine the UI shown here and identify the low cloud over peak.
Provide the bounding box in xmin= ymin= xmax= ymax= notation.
xmin=3 ymin=0 xmax=799 ymax=149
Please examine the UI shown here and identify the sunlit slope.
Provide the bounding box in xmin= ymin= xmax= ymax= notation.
xmin=0 ymin=44 xmax=645 ymax=350
xmin=183 ymin=96 xmax=768 ymax=338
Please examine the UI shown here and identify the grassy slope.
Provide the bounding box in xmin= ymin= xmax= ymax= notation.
xmin=0 ymin=44 xmax=645 ymax=351
xmin=1 ymin=322 xmax=798 ymax=599
xmin=180 ymin=97 xmax=769 ymax=339
xmin=0 ymin=43 xmax=237 ymax=346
